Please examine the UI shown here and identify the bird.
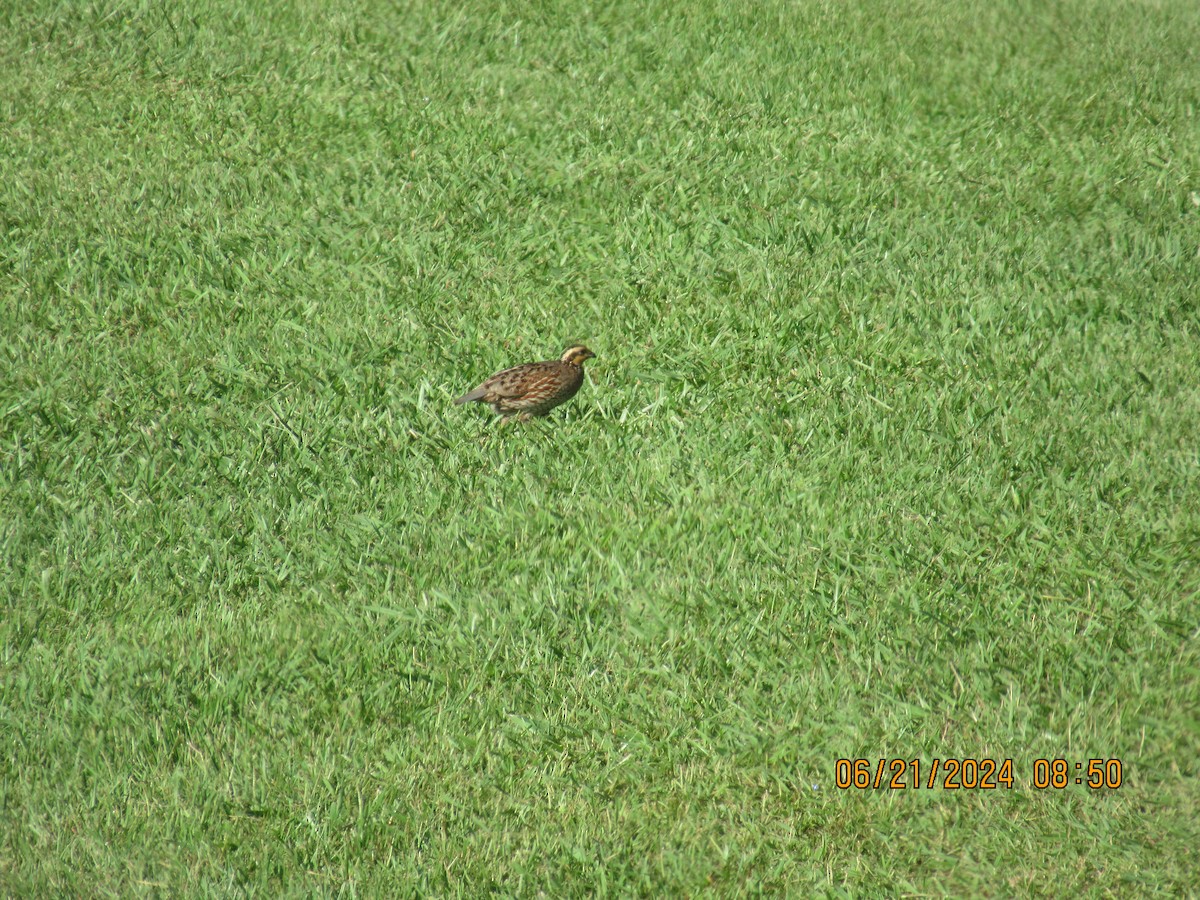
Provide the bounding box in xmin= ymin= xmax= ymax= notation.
xmin=454 ymin=344 xmax=596 ymax=422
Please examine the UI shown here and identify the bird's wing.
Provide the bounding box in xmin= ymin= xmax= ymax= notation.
xmin=482 ymin=363 xmax=543 ymax=398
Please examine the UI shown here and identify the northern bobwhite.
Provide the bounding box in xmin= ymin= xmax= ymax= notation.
xmin=454 ymin=344 xmax=596 ymax=421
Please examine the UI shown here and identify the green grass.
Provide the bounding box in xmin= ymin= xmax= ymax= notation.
xmin=2 ymin=0 xmax=1199 ymax=894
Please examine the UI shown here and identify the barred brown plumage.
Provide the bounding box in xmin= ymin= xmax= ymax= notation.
xmin=454 ymin=345 xmax=596 ymax=422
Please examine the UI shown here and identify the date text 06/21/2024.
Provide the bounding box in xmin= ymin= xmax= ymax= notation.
xmin=834 ymin=758 xmax=1125 ymax=791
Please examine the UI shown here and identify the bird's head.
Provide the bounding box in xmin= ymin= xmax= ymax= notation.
xmin=561 ymin=345 xmax=596 ymax=366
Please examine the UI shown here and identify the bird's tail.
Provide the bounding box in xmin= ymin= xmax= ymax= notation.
xmin=454 ymin=386 xmax=486 ymax=405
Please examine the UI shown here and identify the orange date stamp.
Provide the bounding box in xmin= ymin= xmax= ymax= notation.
xmin=834 ymin=758 xmax=1124 ymax=790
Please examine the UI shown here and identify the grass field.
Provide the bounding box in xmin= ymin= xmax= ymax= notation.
xmin=2 ymin=0 xmax=1199 ymax=894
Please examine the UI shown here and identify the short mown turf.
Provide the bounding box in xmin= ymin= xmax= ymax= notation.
xmin=2 ymin=0 xmax=1198 ymax=894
